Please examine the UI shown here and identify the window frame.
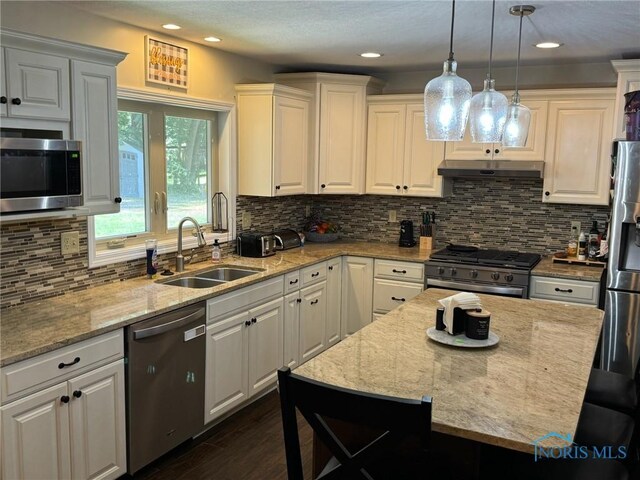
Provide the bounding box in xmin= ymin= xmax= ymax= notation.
xmin=88 ymin=87 xmax=237 ymax=269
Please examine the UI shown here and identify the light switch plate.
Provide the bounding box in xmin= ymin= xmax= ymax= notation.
xmin=570 ymin=221 xmax=581 ymax=237
xmin=388 ymin=210 xmax=397 ymax=222
xmin=61 ymin=231 xmax=80 ymax=255
xmin=242 ymin=212 xmax=252 ymax=229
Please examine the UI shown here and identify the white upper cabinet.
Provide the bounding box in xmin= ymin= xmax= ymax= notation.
xmin=275 ymin=72 xmax=384 ymax=194
xmin=543 ymin=91 xmax=615 ymax=205
xmin=611 ymin=59 xmax=640 ymax=139
xmin=366 ymin=95 xmax=447 ymax=197
xmin=236 ymin=84 xmax=312 ymax=196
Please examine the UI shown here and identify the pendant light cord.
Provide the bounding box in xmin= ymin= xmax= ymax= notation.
xmin=514 ymin=11 xmax=524 ymax=95
xmin=448 ymin=0 xmax=456 ymax=61
xmin=488 ymin=0 xmax=496 ymax=79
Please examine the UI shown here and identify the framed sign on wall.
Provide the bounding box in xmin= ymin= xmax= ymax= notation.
xmin=145 ymin=36 xmax=189 ymax=88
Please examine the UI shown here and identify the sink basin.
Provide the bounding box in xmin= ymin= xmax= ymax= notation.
xmin=195 ymin=267 xmax=264 ymax=282
xmin=160 ymin=277 xmax=226 ymax=289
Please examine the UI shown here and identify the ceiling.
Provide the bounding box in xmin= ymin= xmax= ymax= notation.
xmin=63 ymin=0 xmax=640 ymax=74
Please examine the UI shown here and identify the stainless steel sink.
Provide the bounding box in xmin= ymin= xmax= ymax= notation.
xmin=160 ymin=277 xmax=226 ymax=289
xmin=195 ymin=267 xmax=263 ymax=282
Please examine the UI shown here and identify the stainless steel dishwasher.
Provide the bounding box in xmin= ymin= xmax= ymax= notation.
xmin=126 ymin=301 xmax=206 ymax=474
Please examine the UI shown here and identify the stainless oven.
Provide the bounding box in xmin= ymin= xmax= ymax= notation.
xmin=426 ymin=278 xmax=528 ymax=299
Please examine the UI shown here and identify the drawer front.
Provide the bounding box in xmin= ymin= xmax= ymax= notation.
xmin=284 ymin=270 xmax=301 ymax=294
xmin=207 ymin=276 xmax=284 ymax=324
xmin=530 ymin=276 xmax=600 ymax=305
xmin=301 ymin=262 xmax=327 ymax=287
xmin=373 ymin=279 xmax=423 ymax=313
xmin=374 ymin=260 xmax=424 ymax=283
xmin=1 ymin=330 xmax=124 ymax=404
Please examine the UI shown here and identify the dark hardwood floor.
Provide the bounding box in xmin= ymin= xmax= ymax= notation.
xmin=131 ymin=391 xmax=312 ymax=480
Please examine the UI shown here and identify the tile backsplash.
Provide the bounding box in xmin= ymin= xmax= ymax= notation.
xmin=1 ymin=180 xmax=607 ymax=308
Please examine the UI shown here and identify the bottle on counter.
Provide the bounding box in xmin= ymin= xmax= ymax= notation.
xmin=598 ymin=221 xmax=609 ymax=260
xmin=145 ymin=239 xmax=158 ymax=277
xmin=578 ymin=232 xmax=587 ymax=261
xmin=588 ymin=220 xmax=600 ymax=260
xmin=567 ymin=237 xmax=578 ymax=257
xmin=211 ymin=239 xmax=221 ymax=263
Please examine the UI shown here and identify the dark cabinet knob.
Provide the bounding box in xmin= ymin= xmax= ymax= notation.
xmin=310 ymin=299 xmax=319 ymax=305
xmin=275 ymin=185 xmax=281 ymax=190
xmin=403 ymin=185 xmax=408 ymax=190
xmin=494 ymin=149 xmax=500 ymax=154
xmin=485 ymin=149 xmax=491 ymax=154
xmin=320 ymin=184 xmax=326 ymax=189
xmin=114 ymin=197 xmax=122 ymax=204
xmin=296 ymin=298 xmax=302 ymax=303
xmin=328 ymin=265 xmax=333 ymax=271
xmin=251 ymin=317 xmax=257 ymax=324
xmin=245 ymin=320 xmax=251 ymax=326
xmin=73 ymin=390 xmax=82 ymax=398
xmin=58 ymin=357 xmax=81 ymax=369
xmin=396 ymin=185 xmax=401 ymax=190
xmin=545 ymin=191 xmax=550 ymax=196
xmin=60 ymin=395 xmax=70 ymax=404
xmin=11 ymin=98 xmax=21 ymax=105
xmin=0 ymin=96 xmax=6 ymax=104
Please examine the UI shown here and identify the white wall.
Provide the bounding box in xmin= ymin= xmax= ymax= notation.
xmin=0 ymin=1 xmax=275 ymax=102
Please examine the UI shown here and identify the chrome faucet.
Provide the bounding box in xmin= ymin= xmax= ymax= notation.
xmin=176 ymin=217 xmax=207 ymax=272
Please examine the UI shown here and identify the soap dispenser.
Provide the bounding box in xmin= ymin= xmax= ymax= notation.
xmin=212 ymin=239 xmax=222 ymax=262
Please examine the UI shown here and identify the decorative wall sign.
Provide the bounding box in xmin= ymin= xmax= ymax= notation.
xmin=145 ymin=36 xmax=188 ymax=88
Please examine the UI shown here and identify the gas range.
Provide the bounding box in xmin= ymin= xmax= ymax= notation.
xmin=425 ymin=246 xmax=542 ymax=298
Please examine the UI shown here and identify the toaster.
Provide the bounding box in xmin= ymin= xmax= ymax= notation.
xmin=237 ymin=232 xmax=276 ymax=258
xmin=273 ymin=229 xmax=303 ymax=250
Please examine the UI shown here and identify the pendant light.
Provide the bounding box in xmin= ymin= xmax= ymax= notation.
xmin=424 ymin=0 xmax=472 ymax=141
xmin=502 ymin=5 xmax=536 ymax=147
xmin=469 ymin=0 xmax=508 ymax=143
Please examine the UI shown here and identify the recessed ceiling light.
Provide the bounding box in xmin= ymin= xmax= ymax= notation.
xmin=535 ymin=42 xmax=562 ymax=49
xmin=204 ymin=36 xmax=221 ymax=43
xmin=360 ymin=52 xmax=383 ymax=58
xmin=162 ymin=24 xmax=181 ymax=30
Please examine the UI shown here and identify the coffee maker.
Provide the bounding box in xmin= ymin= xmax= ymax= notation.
xmin=399 ymin=220 xmax=416 ymax=247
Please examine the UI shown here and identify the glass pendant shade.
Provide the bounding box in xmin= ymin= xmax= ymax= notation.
xmin=424 ymin=59 xmax=472 ymax=141
xmin=502 ymin=93 xmax=531 ymax=147
xmin=469 ymin=78 xmax=508 ymax=143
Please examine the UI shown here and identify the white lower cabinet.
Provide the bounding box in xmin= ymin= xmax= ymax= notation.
xmin=325 ymin=257 xmax=343 ymax=345
xmin=341 ymin=256 xmax=374 ymax=337
xmin=248 ymin=299 xmax=285 ymax=396
xmin=1 ymin=359 xmax=126 ymax=480
xmin=373 ymin=259 xmax=424 ymax=318
xmin=283 ymin=291 xmax=301 ymax=369
xmin=299 ymin=281 xmax=328 ymax=363
xmin=529 ymin=275 xmax=600 ymax=306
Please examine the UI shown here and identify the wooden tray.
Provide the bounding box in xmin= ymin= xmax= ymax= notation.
xmin=552 ymin=257 xmax=606 ymax=267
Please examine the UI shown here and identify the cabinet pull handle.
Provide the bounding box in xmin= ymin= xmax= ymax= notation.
xmin=311 ymin=272 xmax=320 ymax=277
xmin=11 ymin=97 xmax=21 ymax=105
xmin=289 ymin=279 xmax=298 ymax=285
xmin=60 ymin=395 xmax=70 ymax=404
xmin=554 ymin=288 xmax=573 ymax=293
xmin=310 ymin=299 xmax=319 ymax=305
xmin=392 ymin=269 xmax=407 ymax=274
xmin=391 ymin=296 xmax=406 ymax=302
xmin=251 ymin=317 xmax=257 ymax=324
xmin=58 ymin=357 xmax=80 ymax=369
xmin=328 ymin=266 xmax=333 ymax=271
xmin=0 ymin=96 xmax=7 ymax=104
xmin=73 ymin=390 xmax=82 ymax=399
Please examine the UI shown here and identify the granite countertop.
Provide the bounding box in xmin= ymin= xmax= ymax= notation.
xmin=295 ymin=288 xmax=604 ymax=454
xmin=0 ymin=241 xmax=430 ymax=367
xmin=531 ymin=256 xmax=605 ymax=282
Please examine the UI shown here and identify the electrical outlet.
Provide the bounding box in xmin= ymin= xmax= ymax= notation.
xmin=242 ymin=212 xmax=252 ymax=229
xmin=61 ymin=231 xmax=80 ymax=255
xmin=571 ymin=221 xmax=581 ymax=236
xmin=305 ymin=205 xmax=311 ymax=216
xmin=388 ymin=210 xmax=397 ymax=222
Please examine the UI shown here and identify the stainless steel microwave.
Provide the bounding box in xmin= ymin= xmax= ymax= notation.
xmin=0 ymin=138 xmax=83 ymax=213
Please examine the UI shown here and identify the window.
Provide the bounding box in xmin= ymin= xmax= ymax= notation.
xmin=88 ymin=91 xmax=235 ymax=268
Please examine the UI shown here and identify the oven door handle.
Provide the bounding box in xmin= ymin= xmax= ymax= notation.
xmin=427 ymin=279 xmax=525 ymax=297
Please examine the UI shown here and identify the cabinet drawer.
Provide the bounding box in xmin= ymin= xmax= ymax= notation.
xmin=373 ymin=279 xmax=423 ymax=313
xmin=1 ymin=330 xmax=124 ymax=404
xmin=374 ymin=260 xmax=424 ymax=283
xmin=207 ymin=276 xmax=284 ymax=324
xmin=529 ymin=276 xmax=600 ymax=305
xmin=284 ymin=270 xmax=301 ymax=294
xmin=301 ymin=262 xmax=327 ymax=287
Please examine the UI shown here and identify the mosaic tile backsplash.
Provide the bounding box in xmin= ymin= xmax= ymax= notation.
xmin=1 ymin=180 xmax=607 ymax=308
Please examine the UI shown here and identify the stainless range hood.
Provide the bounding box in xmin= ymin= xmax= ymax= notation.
xmin=438 ymin=160 xmax=544 ymax=179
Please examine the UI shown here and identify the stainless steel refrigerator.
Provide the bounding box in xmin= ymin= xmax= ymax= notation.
xmin=601 ymin=141 xmax=640 ymax=377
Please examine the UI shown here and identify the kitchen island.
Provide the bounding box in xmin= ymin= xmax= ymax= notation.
xmin=294 ymin=287 xmax=603 ymax=454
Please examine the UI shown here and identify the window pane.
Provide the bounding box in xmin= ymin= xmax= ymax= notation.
xmin=95 ymin=111 xmax=147 ymax=238
xmin=165 ymin=115 xmax=209 ymax=228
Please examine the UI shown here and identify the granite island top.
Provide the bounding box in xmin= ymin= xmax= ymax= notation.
xmin=295 ymin=288 xmax=604 ymax=454
xmin=0 ymin=241 xmax=430 ymax=367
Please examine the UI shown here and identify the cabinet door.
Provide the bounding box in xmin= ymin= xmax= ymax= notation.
xmin=283 ymin=291 xmax=300 ymax=369
xmin=341 ymin=257 xmax=373 ymax=337
xmin=318 ymin=83 xmax=366 ymax=194
xmin=0 ymin=48 xmax=7 ymax=118
xmin=299 ymin=282 xmax=328 ymax=363
xmin=5 ymin=48 xmax=70 ymax=120
xmin=403 ymin=103 xmax=446 ymax=197
xmin=543 ymin=98 xmax=614 ymax=205
xmin=1 ymin=383 xmax=71 ymax=480
xmin=373 ymin=278 xmax=423 ymax=314
xmin=500 ymin=99 xmax=548 ymax=161
xmin=365 ymin=103 xmax=405 ymax=195
xmin=205 ymin=312 xmax=249 ymax=423
xmin=274 ymin=95 xmax=309 ymax=196
xmin=325 ymin=257 xmax=342 ymax=345
xmin=248 ymin=298 xmax=284 ymax=396
xmin=72 ymin=61 xmax=120 ymax=215
xmin=68 ymin=361 xmax=126 ymax=480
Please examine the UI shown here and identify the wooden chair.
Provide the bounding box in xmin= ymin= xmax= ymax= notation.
xmin=277 ymin=367 xmax=437 ymax=480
